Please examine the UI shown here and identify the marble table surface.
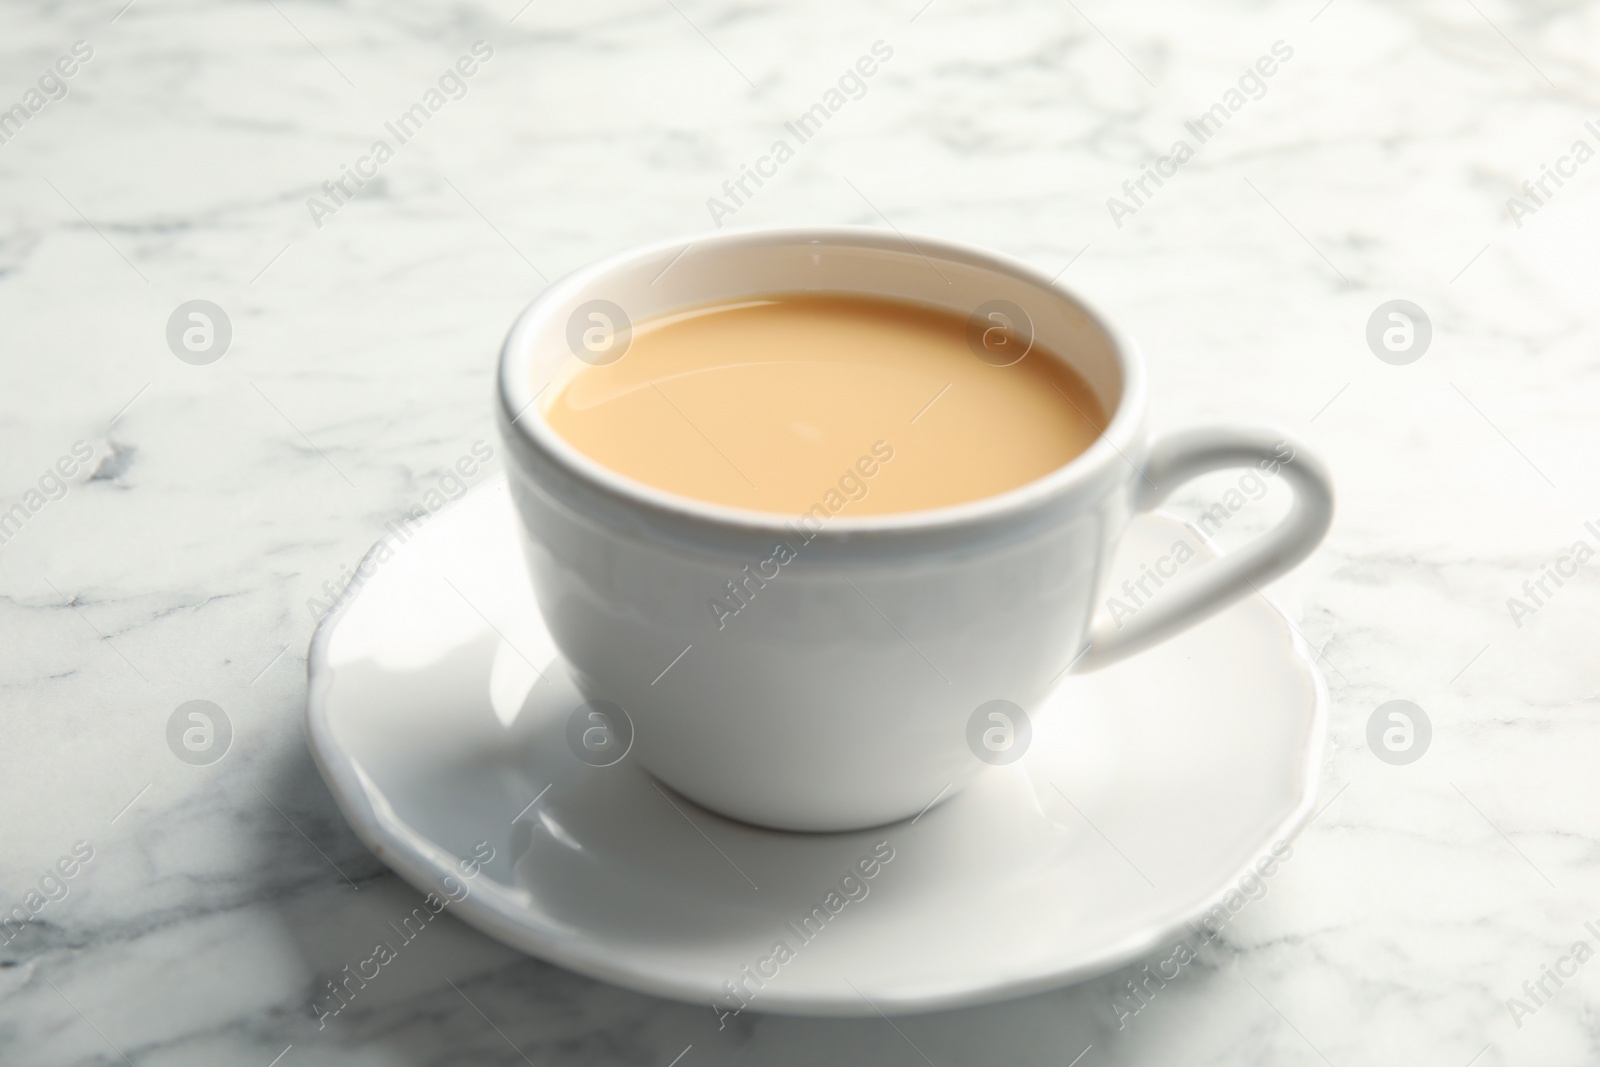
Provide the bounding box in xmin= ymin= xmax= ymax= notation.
xmin=4 ymin=0 xmax=1600 ymax=1063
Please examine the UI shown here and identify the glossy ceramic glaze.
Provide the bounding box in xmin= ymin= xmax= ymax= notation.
xmin=495 ymin=227 xmax=1333 ymax=831
xmin=304 ymin=480 xmax=1327 ymax=1016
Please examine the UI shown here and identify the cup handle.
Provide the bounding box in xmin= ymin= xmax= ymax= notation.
xmin=1075 ymin=427 xmax=1334 ymax=673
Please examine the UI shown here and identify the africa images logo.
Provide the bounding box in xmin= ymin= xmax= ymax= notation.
xmin=706 ymin=441 xmax=895 ymax=630
xmin=711 ymin=842 xmax=896 ymax=1028
xmin=1105 ymin=40 xmax=1294 ymax=228
xmin=705 ymin=41 xmax=894 ymax=227
xmin=305 ymin=42 xmax=495 ymax=229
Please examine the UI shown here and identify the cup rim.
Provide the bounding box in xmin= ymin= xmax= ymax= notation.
xmin=497 ymin=225 xmax=1147 ymax=538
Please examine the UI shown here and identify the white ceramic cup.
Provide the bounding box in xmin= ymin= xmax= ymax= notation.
xmin=497 ymin=227 xmax=1334 ymax=833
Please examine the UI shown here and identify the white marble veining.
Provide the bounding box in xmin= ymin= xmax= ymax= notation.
xmin=2 ymin=0 xmax=1599 ymax=1063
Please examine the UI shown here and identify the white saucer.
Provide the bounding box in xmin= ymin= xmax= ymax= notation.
xmin=305 ymin=477 xmax=1326 ymax=1016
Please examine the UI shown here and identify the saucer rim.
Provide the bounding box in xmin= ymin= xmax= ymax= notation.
xmin=304 ymin=481 xmax=1329 ymax=1017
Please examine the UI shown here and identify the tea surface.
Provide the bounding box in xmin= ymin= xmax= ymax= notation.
xmin=542 ymin=294 xmax=1106 ymax=516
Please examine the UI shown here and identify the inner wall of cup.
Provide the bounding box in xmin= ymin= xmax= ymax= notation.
xmin=520 ymin=234 xmax=1126 ymax=425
